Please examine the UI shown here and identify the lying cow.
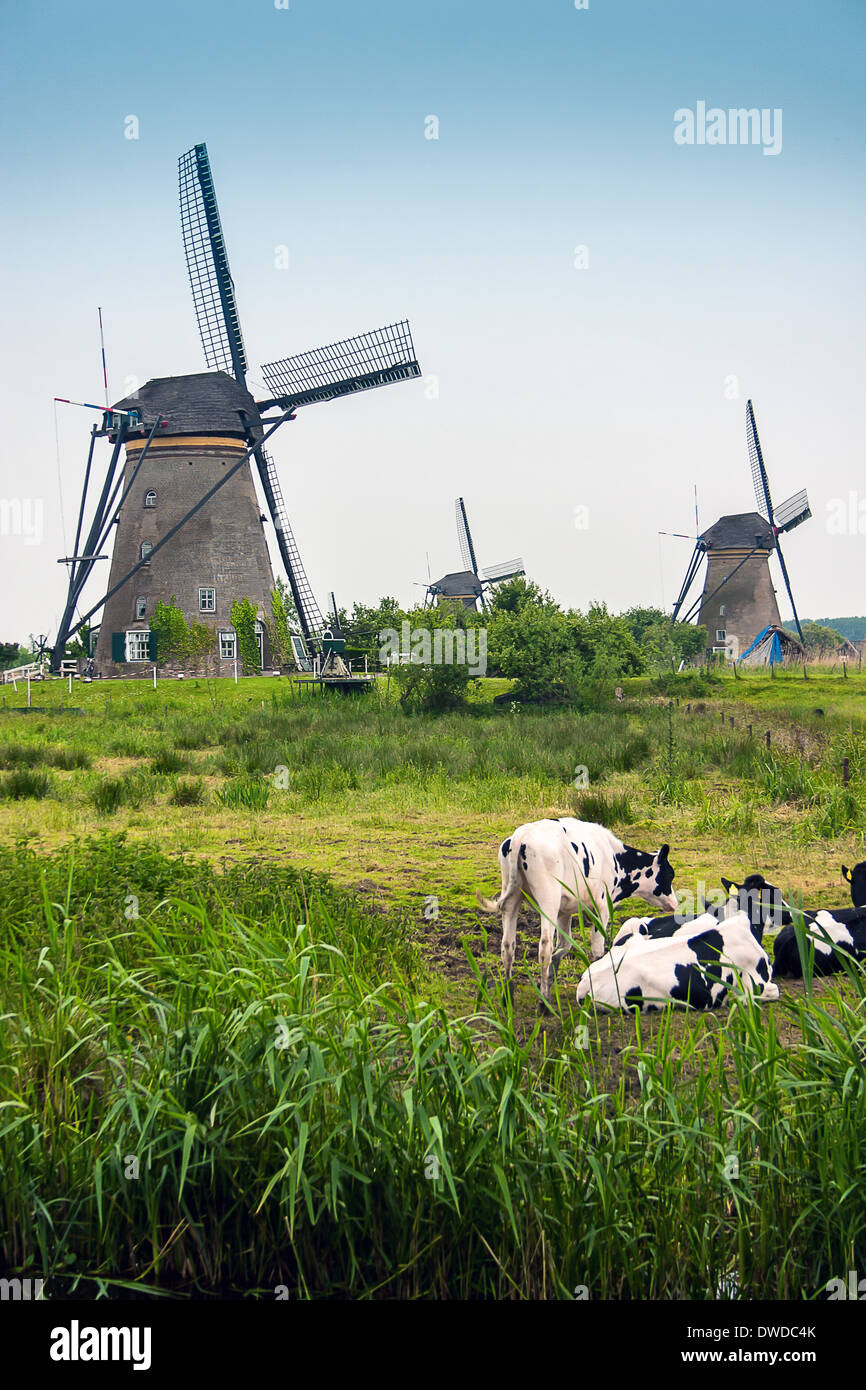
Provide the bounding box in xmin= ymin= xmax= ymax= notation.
xmin=476 ymin=818 xmax=677 ymax=1005
xmin=613 ymin=872 xmax=788 ymax=950
xmin=577 ymin=912 xmax=779 ymax=1012
xmin=842 ymin=861 xmax=866 ymax=908
xmin=773 ymin=907 xmax=866 ymax=978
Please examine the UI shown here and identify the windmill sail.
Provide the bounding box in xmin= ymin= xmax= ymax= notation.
xmin=456 ymin=498 xmax=479 ymax=576
xmin=746 ymin=399 xmax=774 ymax=523
xmin=253 ymin=446 xmax=324 ymax=637
xmin=179 ymin=142 xmax=329 ymax=641
xmin=179 ymin=145 xmax=247 ymax=381
xmin=745 ymin=400 xmax=807 ymax=643
xmin=482 ymin=558 xmax=525 ymax=582
xmin=774 ymin=488 xmax=811 ymax=534
xmin=260 ymin=322 xmax=420 ymax=409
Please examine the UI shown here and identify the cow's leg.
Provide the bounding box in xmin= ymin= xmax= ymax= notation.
xmin=589 ymin=896 xmax=610 ymax=961
xmin=499 ymin=893 xmax=519 ymax=1000
xmin=534 ymin=884 xmax=562 ymax=1009
xmin=550 ymin=908 xmax=575 ymax=984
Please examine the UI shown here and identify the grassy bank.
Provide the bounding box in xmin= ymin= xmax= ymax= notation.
xmin=1 ymin=839 xmax=865 ymax=1299
xmin=1 ymin=672 xmax=865 ymax=1297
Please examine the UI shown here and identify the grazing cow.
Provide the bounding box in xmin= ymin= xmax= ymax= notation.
xmin=842 ymin=861 xmax=866 ymax=908
xmin=612 ymin=871 xmax=788 ymax=950
xmin=772 ymin=908 xmax=866 ymax=978
xmin=577 ymin=912 xmax=779 ymax=1012
xmin=475 ymin=818 xmax=677 ymax=1005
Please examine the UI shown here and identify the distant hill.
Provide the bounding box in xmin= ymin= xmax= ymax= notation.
xmin=783 ymin=617 xmax=866 ymax=643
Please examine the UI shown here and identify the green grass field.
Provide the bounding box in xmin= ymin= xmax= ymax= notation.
xmin=1 ymin=668 xmax=864 ymax=1297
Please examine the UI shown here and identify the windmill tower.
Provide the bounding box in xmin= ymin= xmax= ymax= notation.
xmin=670 ymin=401 xmax=811 ymax=656
xmin=426 ymin=498 xmax=525 ymax=611
xmin=52 ymin=143 xmax=420 ymax=674
xmin=97 ymin=373 xmax=277 ymax=672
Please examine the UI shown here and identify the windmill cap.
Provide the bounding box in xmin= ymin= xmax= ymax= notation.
xmin=700 ymin=512 xmax=775 ymax=550
xmin=430 ymin=570 xmax=483 ymax=597
xmin=112 ymin=371 xmax=260 ymax=437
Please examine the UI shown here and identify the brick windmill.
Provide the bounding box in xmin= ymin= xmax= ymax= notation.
xmin=51 ymin=143 xmax=420 ymax=674
xmin=670 ymin=401 xmax=811 ymax=657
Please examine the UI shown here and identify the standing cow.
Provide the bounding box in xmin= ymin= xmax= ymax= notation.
xmin=476 ymin=818 xmax=677 ymax=1005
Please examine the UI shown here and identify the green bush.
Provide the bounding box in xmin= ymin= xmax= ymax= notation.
xmin=0 ymin=768 xmax=51 ymax=799
xmin=46 ymin=746 xmax=92 ymax=770
xmin=169 ymin=777 xmax=205 ymax=807
xmin=90 ymin=775 xmax=144 ymax=815
xmin=573 ymin=788 xmax=632 ymax=826
xmin=0 ymin=742 xmax=46 ymax=769
xmin=216 ymin=777 xmax=270 ymax=810
xmin=151 ymin=747 xmax=192 ymax=776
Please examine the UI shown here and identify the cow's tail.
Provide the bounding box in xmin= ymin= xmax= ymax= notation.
xmin=476 ymin=838 xmax=522 ymax=914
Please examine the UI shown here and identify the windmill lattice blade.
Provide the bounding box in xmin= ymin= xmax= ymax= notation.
xmin=179 ymin=144 xmax=248 ymax=380
xmin=456 ymin=498 xmax=479 ymax=575
xmin=774 ymin=488 xmax=811 ymax=534
xmin=254 ymin=445 xmax=325 ymax=637
xmin=774 ymin=537 xmax=805 ymax=644
xmin=746 ymin=399 xmax=774 ymax=523
xmin=260 ymin=321 xmax=420 ymax=409
xmin=482 ymin=559 xmax=525 ymax=582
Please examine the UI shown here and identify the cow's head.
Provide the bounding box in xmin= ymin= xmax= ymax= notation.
xmin=616 ymin=843 xmax=677 ymax=912
xmin=842 ymin=862 xmax=866 ymax=909
xmin=721 ymin=874 xmax=791 ymax=938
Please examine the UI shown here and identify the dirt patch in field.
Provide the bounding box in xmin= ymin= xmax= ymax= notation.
xmin=412 ymin=898 xmax=853 ymax=1097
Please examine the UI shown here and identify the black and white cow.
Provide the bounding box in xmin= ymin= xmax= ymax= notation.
xmin=772 ymin=907 xmax=866 ymax=978
xmin=577 ymin=912 xmax=779 ymax=1012
xmin=842 ymin=861 xmax=866 ymax=908
xmin=612 ymin=872 xmax=789 ymax=950
xmin=476 ymin=818 xmax=677 ymax=1005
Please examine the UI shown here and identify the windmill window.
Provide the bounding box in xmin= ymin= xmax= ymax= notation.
xmin=199 ymin=587 xmax=216 ymax=612
xmin=719 ymin=604 xmax=727 ymax=617
xmin=219 ymin=630 xmax=237 ymax=660
xmin=140 ymin=541 xmax=153 ymax=560
xmin=716 ymin=629 xmax=726 ymax=641
xmin=135 ymin=597 xmax=147 ymax=619
xmin=125 ymin=630 xmax=151 ymax=662
xmin=144 ymin=490 xmax=157 ymax=508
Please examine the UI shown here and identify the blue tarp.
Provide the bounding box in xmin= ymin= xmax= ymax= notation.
xmin=738 ymin=625 xmax=783 ymax=665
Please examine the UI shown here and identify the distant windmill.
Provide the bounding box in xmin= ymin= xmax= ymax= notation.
xmin=426 ymin=498 xmax=525 ymax=610
xmin=51 ymin=142 xmax=420 ymax=673
xmin=670 ymin=401 xmax=811 ymax=654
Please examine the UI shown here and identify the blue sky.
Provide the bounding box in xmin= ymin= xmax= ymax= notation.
xmin=1 ymin=0 xmax=864 ymax=641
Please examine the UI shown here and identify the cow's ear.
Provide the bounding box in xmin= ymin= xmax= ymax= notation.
xmin=843 ymin=865 xmax=852 ymax=881
xmin=658 ymin=843 xmax=670 ymax=861
xmin=720 ymin=876 xmax=736 ymax=895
